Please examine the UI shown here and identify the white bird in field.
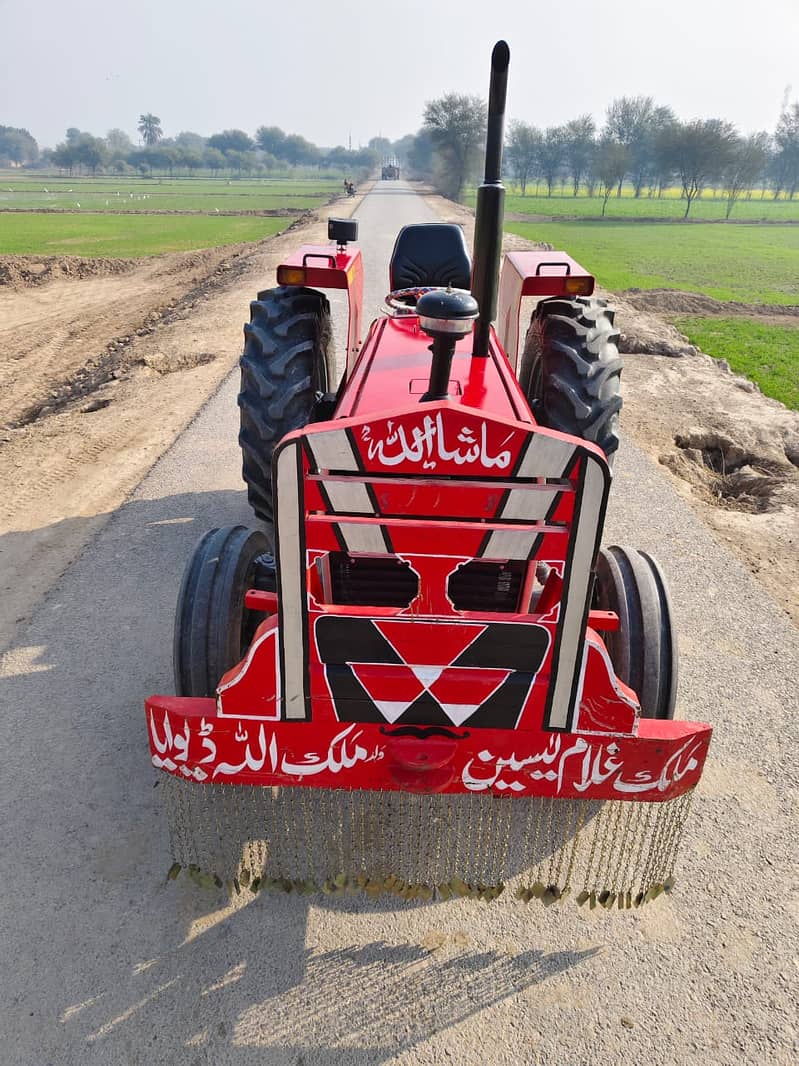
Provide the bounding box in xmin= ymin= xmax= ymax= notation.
xmin=106 ymin=200 xmax=109 ymax=206
xmin=43 ymin=187 xmax=48 ymax=193
xmin=215 ymin=207 xmax=220 ymax=212
xmin=76 ymin=202 xmax=81 ymax=208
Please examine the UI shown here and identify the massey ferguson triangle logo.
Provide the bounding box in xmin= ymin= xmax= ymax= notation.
xmin=314 ymin=617 xmax=551 ymax=730
xmin=353 ymin=621 xmax=508 ymax=726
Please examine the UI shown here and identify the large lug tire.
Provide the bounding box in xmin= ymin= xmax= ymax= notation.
xmin=593 ymin=545 xmax=678 ymax=720
xmin=238 ymin=286 xmax=335 ymax=533
xmin=520 ymin=296 xmax=623 ymax=463
xmin=173 ymin=525 xmax=271 ymax=698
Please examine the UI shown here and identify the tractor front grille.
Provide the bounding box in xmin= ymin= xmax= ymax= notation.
xmin=448 ymin=561 xmax=524 ymax=612
xmin=329 ymin=553 xmax=418 ymax=607
xmin=327 ymin=554 xmax=525 ymax=613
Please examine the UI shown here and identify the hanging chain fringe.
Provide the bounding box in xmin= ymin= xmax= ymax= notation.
xmin=162 ymin=778 xmax=695 ymax=908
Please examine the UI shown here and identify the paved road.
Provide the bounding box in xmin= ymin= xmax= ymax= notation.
xmin=2 ymin=181 xmax=797 ymax=1065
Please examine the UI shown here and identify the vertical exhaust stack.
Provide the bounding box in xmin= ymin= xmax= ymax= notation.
xmin=471 ymin=40 xmax=510 ymax=358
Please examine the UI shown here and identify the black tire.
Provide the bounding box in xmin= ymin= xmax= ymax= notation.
xmin=174 ymin=525 xmax=270 ymax=697
xmin=520 ymin=296 xmax=623 ymax=463
xmin=238 ymin=286 xmax=335 ymax=532
xmin=593 ymin=545 xmax=678 ymax=720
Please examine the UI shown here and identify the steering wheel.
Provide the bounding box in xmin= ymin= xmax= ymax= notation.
xmin=384 ymin=286 xmax=441 ymax=314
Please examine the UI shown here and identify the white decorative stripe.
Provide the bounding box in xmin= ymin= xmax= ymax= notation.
xmin=516 ymin=435 xmax=576 ymax=478
xmin=338 ymin=522 xmax=387 ymax=554
xmin=547 ymin=460 xmax=605 ymax=729
xmin=323 ymin=479 xmax=375 ymax=514
xmin=499 ymin=488 xmax=560 ymax=521
xmin=308 ymin=429 xmax=357 ymax=472
xmin=275 ymin=442 xmax=306 ymax=719
xmin=481 ymin=529 xmax=539 ymax=560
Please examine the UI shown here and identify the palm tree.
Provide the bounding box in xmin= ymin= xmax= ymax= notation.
xmin=137 ymin=114 xmax=163 ymax=147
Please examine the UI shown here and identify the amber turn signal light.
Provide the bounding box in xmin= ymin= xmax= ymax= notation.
xmin=277 ymin=265 xmax=306 ymax=286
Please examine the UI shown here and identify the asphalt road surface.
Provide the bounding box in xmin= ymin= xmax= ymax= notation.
xmin=2 ymin=181 xmax=797 ymax=1065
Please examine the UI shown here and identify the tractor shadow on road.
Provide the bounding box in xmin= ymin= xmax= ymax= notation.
xmin=58 ymin=888 xmax=599 ymax=1063
xmin=1 ymin=489 xmax=599 ymax=1064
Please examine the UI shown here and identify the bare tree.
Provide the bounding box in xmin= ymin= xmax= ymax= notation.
xmin=104 ymin=128 xmax=133 ymax=156
xmin=596 ymin=140 xmax=630 ymax=216
xmin=773 ymin=102 xmax=799 ymax=199
xmin=723 ymin=132 xmax=770 ymax=217
xmin=564 ymin=115 xmax=595 ymax=196
xmin=506 ymin=120 xmax=540 ymax=195
xmin=604 ymin=96 xmax=656 ymax=195
xmin=538 ymin=126 xmax=566 ymax=197
xmin=660 ymin=119 xmax=738 ymax=217
xmin=423 ymin=94 xmax=486 ymax=201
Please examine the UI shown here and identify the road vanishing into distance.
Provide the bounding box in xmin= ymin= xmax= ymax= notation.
xmin=2 ymin=181 xmax=797 ymax=1065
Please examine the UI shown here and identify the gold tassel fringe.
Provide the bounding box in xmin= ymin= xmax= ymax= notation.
xmin=161 ymin=778 xmax=695 ymax=908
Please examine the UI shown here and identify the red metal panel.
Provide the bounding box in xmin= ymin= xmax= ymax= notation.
xmin=146 ymin=695 xmax=710 ymax=801
xmin=275 ymin=243 xmax=363 ymax=374
xmin=496 ymin=250 xmax=595 ymax=369
xmin=335 ymin=317 xmax=531 ymax=423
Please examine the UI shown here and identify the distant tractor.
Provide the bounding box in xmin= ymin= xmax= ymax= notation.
xmin=382 ymin=157 xmax=400 ymax=180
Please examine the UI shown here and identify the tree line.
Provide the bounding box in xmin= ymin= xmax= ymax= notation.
xmin=4 ymin=96 xmax=799 ymax=218
xmin=0 ymin=115 xmax=380 ymax=179
xmin=409 ymin=95 xmax=799 ymax=216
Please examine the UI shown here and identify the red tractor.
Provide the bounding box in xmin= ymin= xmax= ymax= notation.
xmin=147 ymin=42 xmax=711 ymax=907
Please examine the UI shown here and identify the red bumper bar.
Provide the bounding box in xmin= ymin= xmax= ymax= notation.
xmin=145 ymin=696 xmax=710 ymax=802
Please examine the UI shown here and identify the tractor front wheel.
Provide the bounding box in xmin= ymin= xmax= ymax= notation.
xmin=238 ymin=286 xmax=335 ymax=537
xmin=593 ymin=545 xmax=678 ymax=720
xmin=173 ymin=525 xmax=271 ymax=698
xmin=520 ymin=296 xmax=622 ymax=464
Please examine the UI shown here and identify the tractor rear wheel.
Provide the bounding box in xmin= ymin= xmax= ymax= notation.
xmin=593 ymin=545 xmax=678 ymax=720
xmin=173 ymin=525 xmax=270 ymax=697
xmin=238 ymin=286 xmax=335 ymax=535
xmin=520 ymin=296 xmax=622 ymax=463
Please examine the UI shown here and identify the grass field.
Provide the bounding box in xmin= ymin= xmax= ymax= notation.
xmin=674 ymin=316 xmax=799 ymax=410
xmin=504 ymin=221 xmax=799 ymax=305
xmin=0 ymin=174 xmax=346 ymax=255
xmin=469 ymin=188 xmax=799 ymax=222
xmin=0 ymin=213 xmax=289 ymax=257
xmin=0 ymin=176 xmax=341 ymax=213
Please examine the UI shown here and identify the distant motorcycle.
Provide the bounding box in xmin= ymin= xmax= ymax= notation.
xmin=346 ymin=181 xmax=357 ymax=197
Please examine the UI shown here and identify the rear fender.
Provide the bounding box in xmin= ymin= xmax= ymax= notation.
xmin=276 ymin=244 xmax=364 ymax=375
xmin=496 ymin=251 xmax=595 ymax=370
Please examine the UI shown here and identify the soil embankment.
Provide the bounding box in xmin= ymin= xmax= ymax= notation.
xmin=0 ymin=202 xmax=358 ymax=650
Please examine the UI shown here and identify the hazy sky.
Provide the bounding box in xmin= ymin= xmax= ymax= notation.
xmin=2 ymin=0 xmax=797 ymax=148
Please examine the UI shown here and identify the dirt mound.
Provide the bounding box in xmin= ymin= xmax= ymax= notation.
xmin=609 ymin=292 xmax=699 ymax=356
xmin=623 ymin=288 xmax=799 ymax=319
xmin=0 ymin=254 xmax=139 ymax=290
xmin=618 ymin=346 xmax=799 ymax=622
xmin=661 ymin=430 xmax=796 ymax=513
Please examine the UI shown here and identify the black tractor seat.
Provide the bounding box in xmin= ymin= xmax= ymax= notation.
xmin=389 ymin=223 xmax=472 ymax=292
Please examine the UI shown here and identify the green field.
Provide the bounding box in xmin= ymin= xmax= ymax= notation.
xmin=504 ymin=221 xmax=799 ymax=305
xmin=674 ymin=316 xmax=799 ymax=410
xmin=0 ymin=174 xmax=348 ymax=255
xmin=0 ymin=175 xmax=341 ymax=213
xmin=0 ymin=213 xmax=289 ymax=257
xmin=470 ymin=188 xmax=799 ymax=223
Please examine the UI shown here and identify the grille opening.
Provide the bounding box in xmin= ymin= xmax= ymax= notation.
xmin=328 ymin=553 xmax=418 ymax=608
xmin=448 ymin=560 xmax=525 ymax=613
